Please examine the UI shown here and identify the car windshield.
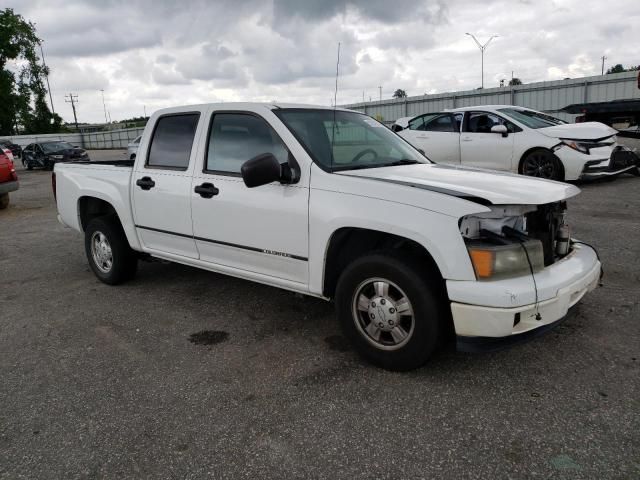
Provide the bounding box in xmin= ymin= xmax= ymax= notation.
xmin=274 ymin=109 xmax=427 ymax=171
xmin=41 ymin=141 xmax=74 ymax=153
xmin=498 ymin=108 xmax=567 ymax=129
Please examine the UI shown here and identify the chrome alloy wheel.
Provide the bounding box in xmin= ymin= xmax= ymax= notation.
xmin=522 ymin=153 xmax=556 ymax=179
xmin=351 ymin=278 xmax=415 ymax=351
xmin=90 ymin=231 xmax=113 ymax=273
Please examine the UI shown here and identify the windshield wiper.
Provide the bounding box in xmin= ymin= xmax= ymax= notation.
xmin=388 ymin=159 xmax=421 ymax=166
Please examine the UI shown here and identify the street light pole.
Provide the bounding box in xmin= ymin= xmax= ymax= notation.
xmin=100 ymin=89 xmax=108 ymax=124
xmin=466 ymin=33 xmax=499 ymax=89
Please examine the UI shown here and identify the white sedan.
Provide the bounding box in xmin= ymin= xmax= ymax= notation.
xmin=395 ymin=105 xmax=639 ymax=180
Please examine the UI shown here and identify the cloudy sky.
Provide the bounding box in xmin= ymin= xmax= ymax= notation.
xmin=12 ymin=0 xmax=640 ymax=124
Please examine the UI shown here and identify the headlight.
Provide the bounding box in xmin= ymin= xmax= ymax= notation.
xmin=50 ymin=154 xmax=64 ymax=160
xmin=560 ymin=140 xmax=590 ymax=154
xmin=467 ymin=239 xmax=544 ymax=280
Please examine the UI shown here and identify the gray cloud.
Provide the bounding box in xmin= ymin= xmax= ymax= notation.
xmin=12 ymin=0 xmax=640 ymax=123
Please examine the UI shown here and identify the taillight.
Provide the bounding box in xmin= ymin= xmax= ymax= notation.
xmin=52 ymin=172 xmax=57 ymax=202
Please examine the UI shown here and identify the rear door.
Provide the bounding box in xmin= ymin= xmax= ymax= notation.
xmin=190 ymin=109 xmax=309 ymax=284
xmin=131 ymin=111 xmax=203 ymax=258
xmin=399 ymin=113 xmax=461 ymax=163
xmin=460 ymin=111 xmax=516 ymax=171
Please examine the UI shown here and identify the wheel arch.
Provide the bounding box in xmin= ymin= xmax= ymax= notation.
xmin=322 ymin=227 xmax=445 ymax=299
xmin=518 ymin=146 xmax=565 ymax=180
xmin=77 ymin=195 xmax=139 ymax=250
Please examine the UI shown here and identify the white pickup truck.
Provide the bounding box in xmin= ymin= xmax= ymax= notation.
xmin=54 ymin=103 xmax=601 ymax=370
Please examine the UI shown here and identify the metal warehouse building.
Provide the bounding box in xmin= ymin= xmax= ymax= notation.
xmin=343 ymin=71 xmax=640 ymax=124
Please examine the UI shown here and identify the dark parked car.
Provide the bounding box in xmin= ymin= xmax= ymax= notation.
xmin=0 ymin=140 xmax=22 ymax=159
xmin=22 ymin=141 xmax=89 ymax=170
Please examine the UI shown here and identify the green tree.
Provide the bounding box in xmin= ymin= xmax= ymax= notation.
xmin=392 ymin=89 xmax=407 ymax=99
xmin=508 ymin=78 xmax=523 ymax=86
xmin=0 ymin=8 xmax=61 ymax=135
xmin=606 ymin=64 xmax=639 ymax=74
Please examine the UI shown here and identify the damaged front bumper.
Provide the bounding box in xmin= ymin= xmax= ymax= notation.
xmin=580 ymin=148 xmax=639 ymax=179
xmin=447 ymin=243 xmax=601 ymax=352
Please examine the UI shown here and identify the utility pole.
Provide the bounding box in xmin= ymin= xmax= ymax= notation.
xmin=601 ymin=55 xmax=607 ymax=75
xmin=100 ymin=89 xmax=108 ymax=124
xmin=466 ymin=33 xmax=499 ymax=89
xmin=39 ymin=41 xmax=55 ymax=114
xmin=65 ymin=94 xmax=79 ymax=131
xmin=378 ymin=86 xmax=382 ymax=101
xmin=362 ymin=91 xmax=365 ymax=103
xmin=143 ymin=105 xmax=147 ymax=118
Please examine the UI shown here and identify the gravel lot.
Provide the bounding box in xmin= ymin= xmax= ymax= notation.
xmin=1 ymin=150 xmax=639 ymax=479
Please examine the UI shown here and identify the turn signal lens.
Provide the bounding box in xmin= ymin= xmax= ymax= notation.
xmin=469 ymin=249 xmax=494 ymax=278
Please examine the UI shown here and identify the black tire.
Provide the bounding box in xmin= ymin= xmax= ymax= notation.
xmin=519 ymin=149 xmax=564 ymax=181
xmin=130 ymin=154 xmax=136 ymax=160
xmin=26 ymin=162 xmax=33 ymax=170
xmin=335 ymin=252 xmax=443 ymax=371
xmin=631 ymin=166 xmax=640 ymax=177
xmin=0 ymin=193 xmax=9 ymax=210
xmin=84 ymin=216 xmax=138 ymax=285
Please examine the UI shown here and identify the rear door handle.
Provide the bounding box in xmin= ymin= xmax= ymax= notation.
xmin=136 ymin=176 xmax=155 ymax=190
xmin=194 ymin=182 xmax=219 ymax=198
xmin=461 ymin=137 xmax=473 ymax=142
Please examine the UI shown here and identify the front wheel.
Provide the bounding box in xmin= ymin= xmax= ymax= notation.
xmin=519 ymin=149 xmax=564 ymax=181
xmin=335 ymin=253 xmax=442 ymax=371
xmin=84 ymin=216 xmax=138 ymax=285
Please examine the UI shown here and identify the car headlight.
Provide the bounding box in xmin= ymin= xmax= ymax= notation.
xmin=467 ymin=239 xmax=544 ymax=280
xmin=558 ymin=139 xmax=591 ymax=154
xmin=50 ymin=154 xmax=64 ymax=160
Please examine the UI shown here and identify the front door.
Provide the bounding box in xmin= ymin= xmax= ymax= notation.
xmin=132 ymin=112 xmax=202 ymax=259
xmin=460 ymin=111 xmax=515 ymax=171
xmin=190 ymin=111 xmax=309 ymax=284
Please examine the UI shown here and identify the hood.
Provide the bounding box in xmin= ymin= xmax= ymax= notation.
xmin=537 ymin=121 xmax=617 ymax=141
xmin=337 ymin=163 xmax=580 ymax=205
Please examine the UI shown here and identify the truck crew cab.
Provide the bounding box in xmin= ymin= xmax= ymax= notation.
xmin=54 ymin=103 xmax=601 ymax=370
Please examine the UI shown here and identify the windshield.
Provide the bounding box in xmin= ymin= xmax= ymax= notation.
xmin=42 ymin=141 xmax=74 ymax=153
xmin=274 ymin=109 xmax=427 ymax=171
xmin=498 ymin=108 xmax=567 ymax=129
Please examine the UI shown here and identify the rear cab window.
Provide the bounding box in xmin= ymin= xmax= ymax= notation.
xmin=146 ymin=113 xmax=200 ymax=170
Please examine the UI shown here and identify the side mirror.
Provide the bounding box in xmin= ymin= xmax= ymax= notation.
xmin=491 ymin=125 xmax=508 ymax=137
xmin=241 ymin=153 xmax=282 ymax=188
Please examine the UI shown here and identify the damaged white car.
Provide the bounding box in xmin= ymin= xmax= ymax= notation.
xmin=395 ymin=105 xmax=639 ymax=180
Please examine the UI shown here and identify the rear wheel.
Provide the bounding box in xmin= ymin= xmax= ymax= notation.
xmin=335 ymin=252 xmax=442 ymax=371
xmin=519 ymin=149 xmax=564 ymax=181
xmin=0 ymin=193 xmax=9 ymax=209
xmin=84 ymin=216 xmax=138 ymax=285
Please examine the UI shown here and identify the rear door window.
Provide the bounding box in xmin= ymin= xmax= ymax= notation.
xmin=147 ymin=114 xmax=199 ymax=169
xmin=423 ymin=114 xmax=456 ymax=132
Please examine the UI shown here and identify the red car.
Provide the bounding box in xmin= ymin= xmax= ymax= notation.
xmin=0 ymin=149 xmax=18 ymax=209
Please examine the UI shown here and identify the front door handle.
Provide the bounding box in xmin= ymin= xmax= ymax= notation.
xmin=461 ymin=136 xmax=473 ymax=142
xmin=194 ymin=182 xmax=219 ymax=198
xmin=136 ymin=176 xmax=155 ymax=190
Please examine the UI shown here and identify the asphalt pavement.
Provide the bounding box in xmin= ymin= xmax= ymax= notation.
xmin=1 ymin=151 xmax=638 ymax=479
